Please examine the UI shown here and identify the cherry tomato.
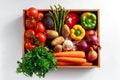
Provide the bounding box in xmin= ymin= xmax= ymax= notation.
xmin=27 ymin=7 xmax=38 ymax=19
xmin=36 ymin=33 xmax=46 ymax=43
xmin=65 ymin=13 xmax=78 ymax=28
xmin=35 ymin=12 xmax=44 ymax=21
xmin=25 ymin=42 xmax=36 ymax=50
xmin=25 ymin=18 xmax=36 ymax=29
xmin=25 ymin=29 xmax=35 ymax=39
xmin=35 ymin=22 xmax=45 ymax=33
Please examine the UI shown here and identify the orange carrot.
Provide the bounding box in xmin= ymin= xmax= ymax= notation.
xmin=80 ymin=62 xmax=93 ymax=66
xmin=56 ymin=57 xmax=86 ymax=64
xmin=54 ymin=51 xmax=85 ymax=58
xmin=57 ymin=61 xmax=75 ymax=66
xmin=57 ymin=61 xmax=92 ymax=66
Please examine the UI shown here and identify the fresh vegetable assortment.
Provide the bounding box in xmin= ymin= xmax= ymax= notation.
xmin=17 ymin=5 xmax=100 ymax=78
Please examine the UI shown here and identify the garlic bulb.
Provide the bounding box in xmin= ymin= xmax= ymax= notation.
xmin=62 ymin=39 xmax=74 ymax=51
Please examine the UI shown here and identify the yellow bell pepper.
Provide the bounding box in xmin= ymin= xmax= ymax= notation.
xmin=70 ymin=25 xmax=85 ymax=40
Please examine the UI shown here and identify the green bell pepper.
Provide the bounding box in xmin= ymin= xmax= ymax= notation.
xmin=81 ymin=12 xmax=97 ymax=29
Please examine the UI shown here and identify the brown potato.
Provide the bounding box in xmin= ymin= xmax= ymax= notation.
xmin=62 ymin=24 xmax=70 ymax=38
xmin=45 ymin=30 xmax=58 ymax=39
xmin=51 ymin=36 xmax=64 ymax=46
xmin=54 ymin=45 xmax=62 ymax=52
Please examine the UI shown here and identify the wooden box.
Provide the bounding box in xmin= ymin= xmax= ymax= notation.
xmin=22 ymin=9 xmax=100 ymax=68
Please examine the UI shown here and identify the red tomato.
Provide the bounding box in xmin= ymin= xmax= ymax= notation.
xmin=65 ymin=13 xmax=78 ymax=28
xmin=27 ymin=7 xmax=38 ymax=19
xmin=25 ymin=18 xmax=36 ymax=29
xmin=35 ymin=22 xmax=45 ymax=33
xmin=25 ymin=42 xmax=36 ymax=50
xmin=35 ymin=12 xmax=44 ymax=21
xmin=25 ymin=29 xmax=35 ymax=39
xmin=36 ymin=33 xmax=46 ymax=43
xmin=25 ymin=38 xmax=32 ymax=43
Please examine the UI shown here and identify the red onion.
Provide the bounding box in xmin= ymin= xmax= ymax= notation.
xmin=75 ymin=40 xmax=89 ymax=51
xmin=87 ymin=35 xmax=99 ymax=46
xmin=85 ymin=30 xmax=96 ymax=38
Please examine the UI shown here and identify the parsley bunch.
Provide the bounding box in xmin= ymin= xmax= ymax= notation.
xmin=16 ymin=46 xmax=57 ymax=78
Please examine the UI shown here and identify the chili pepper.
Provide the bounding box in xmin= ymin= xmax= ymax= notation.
xmin=65 ymin=13 xmax=78 ymax=28
xmin=70 ymin=25 xmax=85 ymax=40
xmin=81 ymin=12 xmax=97 ymax=29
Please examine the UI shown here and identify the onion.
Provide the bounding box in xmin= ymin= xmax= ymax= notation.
xmin=85 ymin=30 xmax=96 ymax=38
xmin=87 ymin=47 xmax=98 ymax=61
xmin=75 ymin=40 xmax=89 ymax=51
xmin=87 ymin=35 xmax=99 ymax=46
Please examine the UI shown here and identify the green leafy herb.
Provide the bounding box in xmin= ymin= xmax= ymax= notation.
xmin=16 ymin=46 xmax=57 ymax=78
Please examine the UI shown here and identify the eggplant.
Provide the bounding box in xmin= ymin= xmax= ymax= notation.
xmin=43 ymin=13 xmax=54 ymax=29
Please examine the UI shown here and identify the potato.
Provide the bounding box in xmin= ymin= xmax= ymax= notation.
xmin=51 ymin=36 xmax=64 ymax=46
xmin=45 ymin=30 xmax=58 ymax=39
xmin=54 ymin=45 xmax=62 ymax=52
xmin=62 ymin=24 xmax=70 ymax=38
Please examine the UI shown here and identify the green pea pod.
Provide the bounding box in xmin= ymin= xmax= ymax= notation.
xmin=81 ymin=12 xmax=97 ymax=29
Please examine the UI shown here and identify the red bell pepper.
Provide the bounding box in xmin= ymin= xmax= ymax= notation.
xmin=65 ymin=13 xmax=78 ymax=28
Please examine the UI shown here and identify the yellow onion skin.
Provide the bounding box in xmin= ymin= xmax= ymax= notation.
xmin=87 ymin=47 xmax=98 ymax=61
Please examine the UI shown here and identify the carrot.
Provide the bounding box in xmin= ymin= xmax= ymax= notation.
xmin=54 ymin=51 xmax=85 ymax=58
xmin=57 ymin=61 xmax=92 ymax=66
xmin=80 ymin=62 xmax=93 ymax=66
xmin=57 ymin=61 xmax=75 ymax=66
xmin=56 ymin=57 xmax=86 ymax=64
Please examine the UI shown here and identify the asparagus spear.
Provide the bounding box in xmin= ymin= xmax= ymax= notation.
xmin=49 ymin=5 xmax=69 ymax=35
